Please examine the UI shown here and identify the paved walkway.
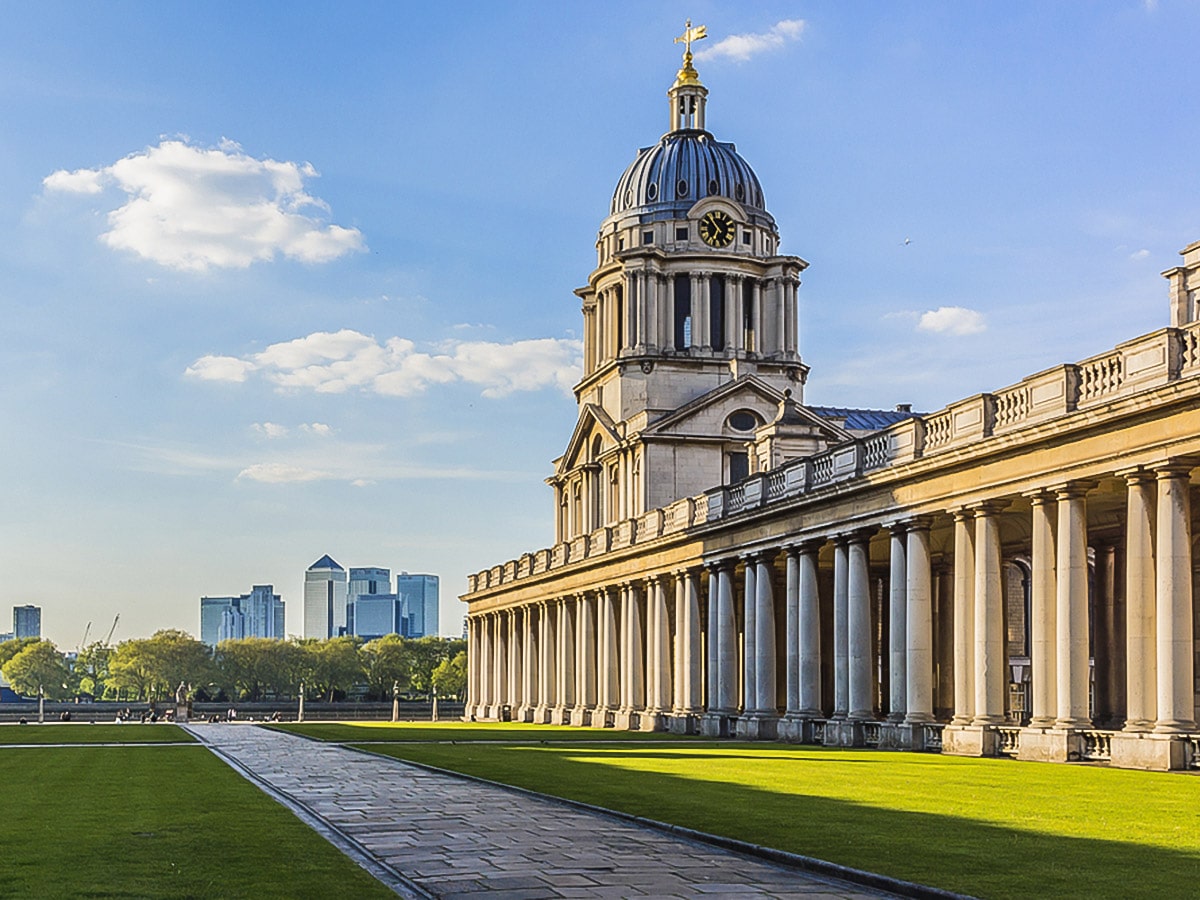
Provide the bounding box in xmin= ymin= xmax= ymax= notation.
xmin=186 ymin=724 xmax=901 ymax=899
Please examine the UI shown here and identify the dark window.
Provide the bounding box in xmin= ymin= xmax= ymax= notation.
xmin=742 ymin=230 xmax=751 ymax=245
xmin=676 ymin=179 xmax=689 ymax=198
xmin=735 ymin=183 xmax=745 ymax=201
xmin=647 ymin=183 xmax=658 ymax=201
xmin=618 ymin=237 xmax=625 ymax=251
xmin=708 ymin=178 xmax=719 ymax=196
xmin=642 ymin=230 xmax=653 ymax=245
xmin=728 ymin=411 xmax=758 ymax=432
xmin=710 ymin=274 xmax=725 ymax=351
xmin=673 ymin=274 xmax=691 ymax=351
xmin=729 ymin=451 xmax=750 ymax=483
xmin=615 ymin=284 xmax=624 ymax=350
xmin=675 ymin=226 xmax=688 ymax=241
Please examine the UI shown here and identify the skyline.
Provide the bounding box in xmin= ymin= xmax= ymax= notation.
xmin=2 ymin=2 xmax=1198 ymax=647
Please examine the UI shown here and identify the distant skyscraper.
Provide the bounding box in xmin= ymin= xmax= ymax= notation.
xmin=396 ymin=574 xmax=439 ymax=637
xmin=304 ymin=555 xmax=348 ymax=639
xmin=353 ymin=593 xmax=403 ymax=640
xmin=348 ymin=567 xmax=390 ymax=636
xmin=199 ymin=586 xmax=285 ymax=646
xmin=13 ymin=605 xmax=41 ymax=639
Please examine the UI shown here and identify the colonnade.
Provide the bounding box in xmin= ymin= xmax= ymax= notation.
xmin=581 ymin=269 xmax=800 ymax=376
xmin=468 ymin=462 xmax=1198 ymax=766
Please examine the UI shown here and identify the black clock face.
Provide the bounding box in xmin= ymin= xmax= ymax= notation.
xmin=699 ymin=210 xmax=736 ymax=248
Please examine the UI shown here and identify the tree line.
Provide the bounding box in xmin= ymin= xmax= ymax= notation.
xmin=0 ymin=632 xmax=467 ymax=703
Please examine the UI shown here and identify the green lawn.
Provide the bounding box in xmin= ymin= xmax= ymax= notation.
xmin=0 ymin=723 xmax=193 ymax=744
xmin=0 ymin=745 xmax=396 ymax=899
xmin=357 ymin=737 xmax=1200 ymax=900
xmin=273 ymin=720 xmax=699 ymax=743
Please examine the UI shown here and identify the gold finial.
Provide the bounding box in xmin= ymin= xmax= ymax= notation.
xmin=673 ymin=20 xmax=707 ymax=86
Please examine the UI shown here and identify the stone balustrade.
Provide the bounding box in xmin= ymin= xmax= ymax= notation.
xmin=466 ymin=322 xmax=1200 ymax=595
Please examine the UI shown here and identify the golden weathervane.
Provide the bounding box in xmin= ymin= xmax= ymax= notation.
xmin=674 ymin=19 xmax=708 ymax=58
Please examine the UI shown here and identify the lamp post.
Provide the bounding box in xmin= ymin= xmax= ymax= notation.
xmin=38 ymin=685 xmax=44 ymax=724
xmin=391 ymin=680 xmax=400 ymax=723
xmin=431 ymin=685 xmax=439 ymax=723
xmin=298 ymin=681 xmax=306 ymax=723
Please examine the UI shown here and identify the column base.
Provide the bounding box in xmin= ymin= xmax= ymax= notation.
xmin=735 ymin=713 xmax=779 ymax=741
xmin=941 ymin=724 xmax=1004 ymax=757
xmin=878 ymin=722 xmax=932 ymax=751
xmin=1016 ymin=727 xmax=1085 ymax=763
xmin=612 ymin=709 xmax=641 ymax=731
xmin=590 ymin=706 xmax=615 ymax=728
xmin=637 ymin=710 xmax=666 ymax=732
xmin=482 ymin=704 xmax=509 ymax=721
xmin=568 ymin=706 xmax=592 ymax=727
xmin=532 ymin=704 xmax=554 ymax=724
xmin=700 ymin=712 xmax=737 ymax=738
xmin=515 ymin=704 xmax=536 ymax=723
xmin=664 ymin=713 xmax=701 ymax=735
xmin=1110 ymin=731 xmax=1192 ymax=771
xmin=823 ymin=719 xmax=865 ymax=748
xmin=550 ymin=705 xmax=574 ymax=725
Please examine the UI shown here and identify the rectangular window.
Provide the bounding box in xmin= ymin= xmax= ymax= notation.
xmin=710 ymin=275 xmax=725 ymax=351
xmin=618 ymin=237 xmax=625 ymax=251
xmin=642 ymin=230 xmax=653 ymax=245
xmin=742 ymin=230 xmax=751 ymax=245
xmin=728 ymin=451 xmax=749 ymax=483
xmin=676 ymin=226 xmax=688 ymax=241
xmin=673 ymin=273 xmax=691 ymax=350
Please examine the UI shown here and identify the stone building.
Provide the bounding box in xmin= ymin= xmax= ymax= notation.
xmin=461 ymin=40 xmax=1200 ymax=771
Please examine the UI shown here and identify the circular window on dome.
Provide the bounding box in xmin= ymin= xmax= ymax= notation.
xmin=727 ymin=411 xmax=761 ymax=432
xmin=735 ymin=183 xmax=745 ymax=201
xmin=677 ymin=179 xmax=689 ymax=198
xmin=647 ymin=182 xmax=658 ymax=201
xmin=625 ymin=189 xmax=633 ymax=205
xmin=708 ymin=179 xmax=719 ymax=196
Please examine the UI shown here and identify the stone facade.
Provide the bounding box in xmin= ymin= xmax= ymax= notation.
xmin=461 ymin=51 xmax=1200 ymax=772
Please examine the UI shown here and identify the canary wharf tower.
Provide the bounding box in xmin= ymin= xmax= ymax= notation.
xmin=551 ymin=27 xmax=835 ymax=544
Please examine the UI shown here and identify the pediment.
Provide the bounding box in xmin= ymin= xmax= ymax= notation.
xmin=556 ymin=404 xmax=622 ymax=475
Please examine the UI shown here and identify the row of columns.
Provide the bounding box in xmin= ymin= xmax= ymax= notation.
xmin=469 ymin=462 xmax=1197 ymax=749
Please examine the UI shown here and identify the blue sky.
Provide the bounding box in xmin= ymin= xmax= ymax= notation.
xmin=1 ymin=2 xmax=1196 ymax=647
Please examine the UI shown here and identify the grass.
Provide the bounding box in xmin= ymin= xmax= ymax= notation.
xmin=0 ymin=723 xmax=193 ymax=744
xmin=0 ymin=745 xmax=397 ymax=899
xmin=352 ymin=732 xmax=1200 ymax=900
xmin=272 ymin=720 xmax=699 ymax=743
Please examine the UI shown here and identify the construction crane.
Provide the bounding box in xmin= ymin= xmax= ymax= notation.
xmin=104 ymin=614 xmax=120 ymax=647
xmin=78 ymin=621 xmax=92 ymax=652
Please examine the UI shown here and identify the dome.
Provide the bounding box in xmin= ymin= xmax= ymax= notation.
xmin=609 ymin=130 xmax=773 ymax=225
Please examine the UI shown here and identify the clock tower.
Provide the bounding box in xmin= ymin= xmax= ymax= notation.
xmin=551 ymin=28 xmax=836 ymax=543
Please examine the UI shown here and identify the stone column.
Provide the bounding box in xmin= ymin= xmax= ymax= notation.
xmin=476 ymin=615 xmax=492 ymax=715
xmin=905 ymin=519 xmax=935 ymax=724
xmin=519 ymin=607 xmax=537 ymax=721
xmin=646 ymin=270 xmax=660 ymax=351
xmin=1124 ymin=470 xmax=1156 ymax=731
xmin=635 ymin=271 xmax=646 ymax=352
xmin=973 ymin=504 xmax=1006 ymax=725
xmin=951 ymin=510 xmax=976 ymax=725
xmin=784 ymin=548 xmax=801 ymax=715
xmin=742 ymin=557 xmax=758 ymax=713
xmin=833 ymin=538 xmax=850 ymax=717
xmin=750 ymin=280 xmax=762 ymax=353
xmin=598 ymin=588 xmax=619 ymax=718
xmin=754 ymin=553 xmax=777 ymax=715
xmin=535 ymin=602 xmax=553 ymax=719
xmin=1094 ymin=544 xmax=1121 ymax=726
xmin=646 ymin=577 xmax=672 ymax=717
xmin=507 ymin=610 xmax=521 ymax=712
xmin=677 ymin=569 xmax=702 ymax=714
xmin=1155 ymin=463 xmax=1196 ymax=732
xmin=705 ymin=566 xmax=720 ymax=710
xmin=627 ymin=585 xmax=646 ymax=714
xmin=798 ymin=542 xmax=823 ymax=716
xmin=466 ymin=616 xmax=480 ymax=717
xmin=1055 ymin=484 xmax=1092 ymax=729
xmin=1028 ymin=491 xmax=1058 ymax=728
xmin=574 ymin=593 xmax=597 ymax=722
xmin=716 ymin=564 xmax=738 ymax=711
xmin=888 ymin=525 xmax=907 ymax=722
xmin=775 ymin=277 xmax=786 ymax=356
xmin=730 ymin=275 xmax=744 ymax=354
xmin=847 ymin=532 xmax=874 ymax=720
xmin=557 ymin=598 xmax=575 ymax=719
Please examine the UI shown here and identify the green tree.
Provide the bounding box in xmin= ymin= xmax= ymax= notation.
xmin=216 ymin=638 xmax=308 ymax=701
xmin=0 ymin=637 xmax=39 ymax=670
xmin=407 ymin=637 xmax=466 ymax=696
xmin=2 ymin=640 xmax=71 ymax=699
xmin=361 ymin=635 xmax=412 ymax=700
xmin=71 ymin=642 xmax=113 ymax=698
xmin=431 ymin=650 xmax=467 ymax=699
xmin=109 ymin=630 xmax=214 ymax=701
xmin=307 ymin=636 xmax=364 ymax=701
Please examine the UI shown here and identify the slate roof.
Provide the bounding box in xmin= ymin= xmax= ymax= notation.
xmin=809 ymin=406 xmax=918 ymax=432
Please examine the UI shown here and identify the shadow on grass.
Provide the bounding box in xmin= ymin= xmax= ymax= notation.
xmin=361 ymin=742 xmax=1200 ymax=900
xmin=271 ymin=722 xmax=701 ymax=743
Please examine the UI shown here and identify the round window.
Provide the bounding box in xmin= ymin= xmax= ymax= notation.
xmin=728 ymin=411 xmax=759 ymax=432
xmin=735 ymin=183 xmax=745 ymax=201
xmin=676 ymin=179 xmax=689 ymax=198
xmin=647 ymin=182 xmax=658 ymax=201
xmin=708 ymin=178 xmax=719 ymax=196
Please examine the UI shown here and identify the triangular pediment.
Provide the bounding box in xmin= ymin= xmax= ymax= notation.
xmin=556 ymin=404 xmax=622 ymax=476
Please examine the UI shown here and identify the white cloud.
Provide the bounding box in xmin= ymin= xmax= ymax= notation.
xmin=42 ymin=138 xmax=364 ymax=271
xmin=251 ymin=422 xmax=289 ymax=439
xmin=300 ymin=422 xmax=333 ymax=437
xmin=1130 ymin=248 xmax=1151 ymax=261
xmin=696 ymin=19 xmax=806 ymax=63
xmin=917 ymin=306 xmax=987 ymax=336
xmin=187 ymin=329 xmax=582 ymax=398
xmin=236 ymin=462 xmax=330 ymax=484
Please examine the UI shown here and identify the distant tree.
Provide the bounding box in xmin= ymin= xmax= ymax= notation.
xmin=362 ymin=635 xmax=412 ymax=700
xmin=216 ymin=638 xmax=309 ymax=701
xmin=71 ymin=642 xmax=113 ymax=699
xmin=2 ymin=640 xmax=71 ymax=699
xmin=109 ymin=630 xmax=214 ymax=701
xmin=0 ymin=637 xmax=39 ymax=670
xmin=431 ymin=650 xmax=467 ymax=699
xmin=307 ymin=636 xmax=364 ymax=701
xmin=407 ymin=637 xmax=466 ymax=696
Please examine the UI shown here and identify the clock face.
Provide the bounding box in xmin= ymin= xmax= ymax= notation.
xmin=699 ymin=210 xmax=736 ymax=248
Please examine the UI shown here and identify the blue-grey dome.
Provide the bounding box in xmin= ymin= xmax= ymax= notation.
xmin=609 ymin=130 xmax=772 ymax=224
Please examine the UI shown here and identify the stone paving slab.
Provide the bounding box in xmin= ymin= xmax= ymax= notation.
xmin=186 ymin=724 xmax=897 ymax=899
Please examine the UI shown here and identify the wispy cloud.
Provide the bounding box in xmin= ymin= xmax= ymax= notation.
xmin=187 ymin=329 xmax=582 ymax=398
xmin=1130 ymin=248 xmax=1150 ymax=261
xmin=916 ymin=306 xmax=987 ymax=336
xmin=236 ymin=462 xmax=329 ymax=484
xmin=42 ymin=138 xmax=364 ymax=271
xmin=251 ymin=422 xmax=289 ymax=439
xmin=695 ymin=19 xmax=806 ymax=64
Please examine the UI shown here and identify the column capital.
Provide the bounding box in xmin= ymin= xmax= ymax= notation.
xmin=1023 ymin=487 xmax=1058 ymax=505
xmin=970 ymin=499 xmax=1011 ymax=517
xmin=1049 ymin=480 xmax=1097 ymax=500
xmin=1154 ymin=458 xmax=1198 ymax=479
